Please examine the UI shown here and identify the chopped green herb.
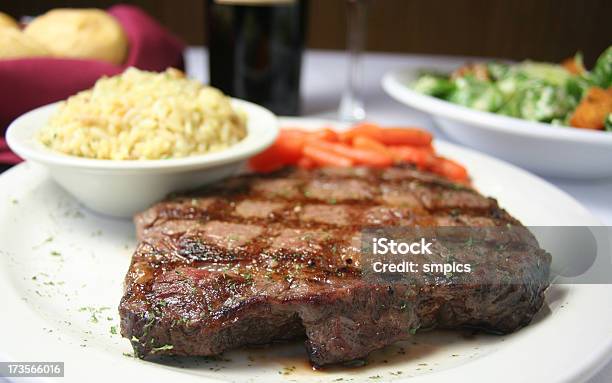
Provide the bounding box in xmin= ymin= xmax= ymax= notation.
xmin=78 ymin=306 xmax=111 ymax=323
xmin=151 ymin=344 xmax=174 ymax=353
xmin=409 ymin=324 xmax=420 ymax=335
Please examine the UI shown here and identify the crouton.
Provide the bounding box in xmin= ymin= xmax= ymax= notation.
xmin=569 ymin=87 xmax=612 ymax=130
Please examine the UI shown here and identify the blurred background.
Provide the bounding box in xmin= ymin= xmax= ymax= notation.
xmin=4 ymin=0 xmax=611 ymax=65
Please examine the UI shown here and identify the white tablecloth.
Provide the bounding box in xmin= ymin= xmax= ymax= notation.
xmin=185 ymin=48 xmax=611 ymax=382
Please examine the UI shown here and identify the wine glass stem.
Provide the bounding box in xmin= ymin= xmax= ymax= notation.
xmin=339 ymin=0 xmax=367 ymax=122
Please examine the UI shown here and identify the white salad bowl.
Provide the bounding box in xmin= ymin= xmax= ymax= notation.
xmin=6 ymin=99 xmax=278 ymax=218
xmin=382 ymin=66 xmax=612 ymax=179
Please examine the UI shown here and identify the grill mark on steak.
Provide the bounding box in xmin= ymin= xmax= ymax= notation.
xmin=120 ymin=165 xmax=550 ymax=366
xmin=234 ymin=200 xmax=286 ymax=219
xmin=303 ymin=178 xmax=378 ymax=202
xmin=299 ymin=204 xmax=352 ymax=226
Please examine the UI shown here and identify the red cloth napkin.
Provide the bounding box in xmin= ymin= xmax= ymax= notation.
xmin=0 ymin=4 xmax=185 ymax=164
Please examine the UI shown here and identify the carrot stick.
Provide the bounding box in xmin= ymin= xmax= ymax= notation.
xmin=342 ymin=123 xmax=432 ymax=146
xmin=309 ymin=140 xmax=393 ymax=167
xmin=307 ymin=127 xmax=339 ymax=142
xmin=388 ymin=143 xmax=435 ymax=154
xmin=340 ymin=123 xmax=385 ymax=143
xmin=297 ymin=156 xmax=316 ymax=169
xmin=248 ymin=145 xmax=285 ymax=173
xmin=352 ymin=135 xmax=396 ymax=158
xmin=430 ymin=156 xmax=469 ymax=182
xmin=274 ymin=129 xmax=308 ymax=163
xmin=375 ymin=128 xmax=433 ymax=146
xmin=387 ymin=145 xmax=436 ymax=168
xmin=303 ymin=145 xmax=354 ymax=167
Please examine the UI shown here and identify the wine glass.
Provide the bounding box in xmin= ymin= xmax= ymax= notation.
xmin=338 ymin=0 xmax=367 ymax=122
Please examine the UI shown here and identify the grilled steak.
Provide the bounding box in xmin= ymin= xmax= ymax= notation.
xmin=119 ymin=166 xmax=550 ymax=366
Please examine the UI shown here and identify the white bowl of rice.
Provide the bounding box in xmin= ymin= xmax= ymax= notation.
xmin=6 ymin=68 xmax=278 ymax=217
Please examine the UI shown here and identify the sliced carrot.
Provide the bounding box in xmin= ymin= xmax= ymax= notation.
xmin=376 ymin=128 xmax=433 ymax=146
xmin=248 ymin=145 xmax=285 ymax=173
xmin=430 ymin=156 xmax=469 ymax=182
xmin=352 ymin=135 xmax=395 ymax=158
xmin=307 ymin=127 xmax=339 ymax=142
xmin=420 ymin=144 xmax=435 ymax=153
xmin=249 ymin=129 xmax=306 ymax=171
xmin=341 ymin=122 xmax=385 ymax=143
xmin=309 ymin=140 xmax=393 ymax=167
xmin=390 ymin=143 xmax=435 ymax=155
xmin=303 ymin=145 xmax=354 ymax=167
xmin=387 ymin=146 xmax=435 ymax=169
xmin=342 ymin=123 xmax=432 ymax=146
xmin=297 ymin=156 xmax=316 ymax=169
xmin=274 ymin=130 xmax=308 ymax=163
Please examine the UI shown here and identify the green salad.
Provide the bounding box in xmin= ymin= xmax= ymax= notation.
xmin=412 ymin=46 xmax=612 ymax=131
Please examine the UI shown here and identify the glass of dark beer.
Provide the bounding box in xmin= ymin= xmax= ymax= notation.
xmin=207 ymin=0 xmax=308 ymax=116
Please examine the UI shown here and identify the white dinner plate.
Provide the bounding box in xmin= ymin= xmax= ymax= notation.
xmin=0 ymin=118 xmax=611 ymax=383
xmin=382 ymin=66 xmax=612 ymax=179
